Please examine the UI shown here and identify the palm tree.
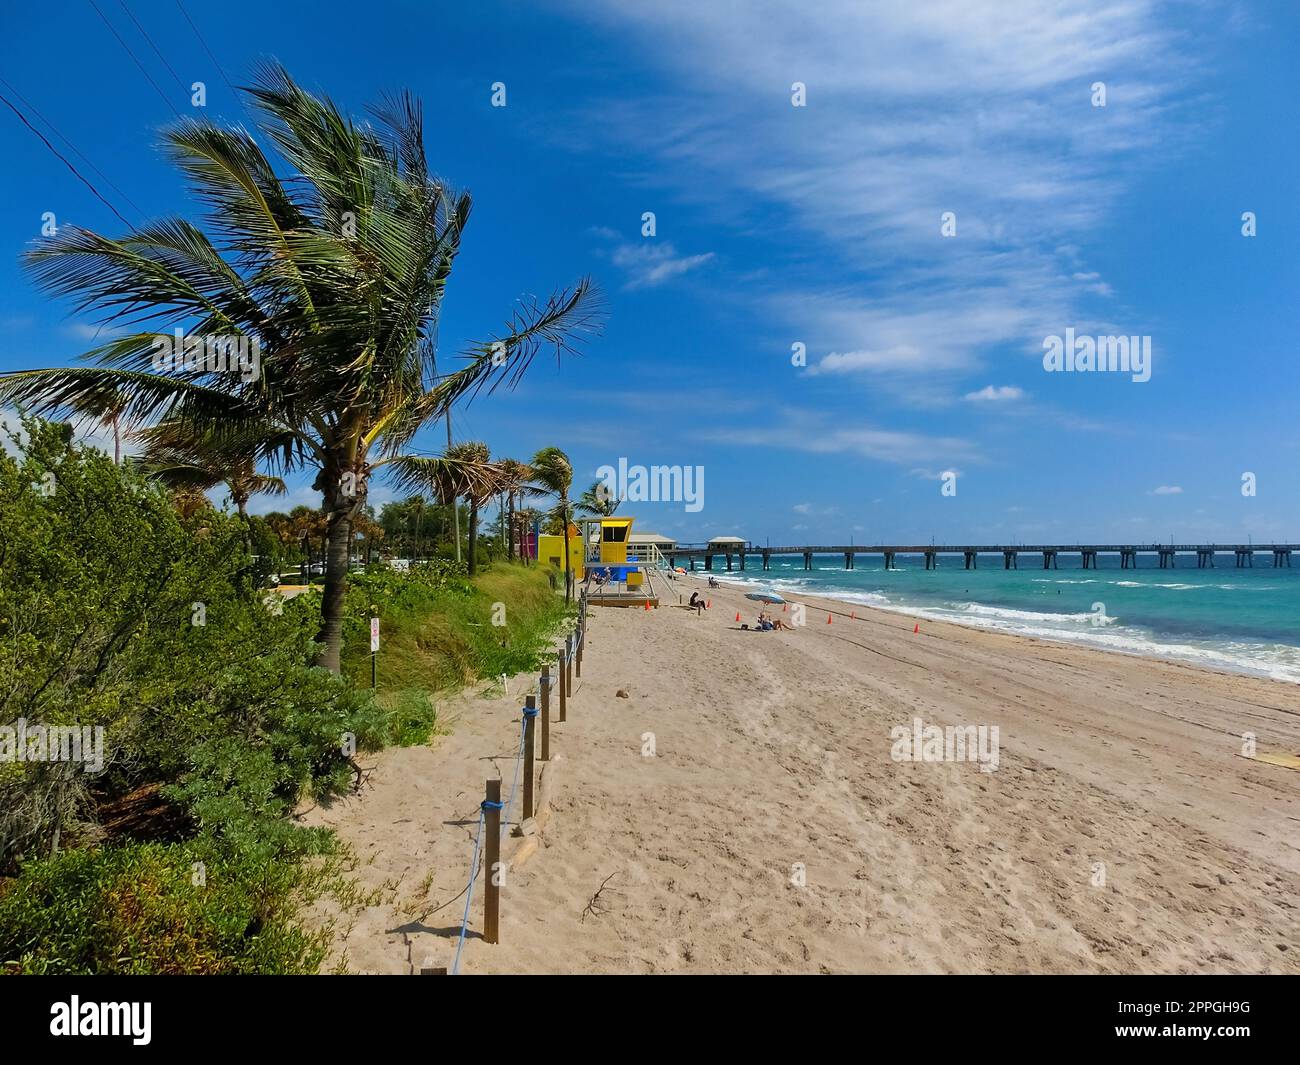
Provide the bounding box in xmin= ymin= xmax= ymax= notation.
xmin=69 ymin=391 xmax=131 ymax=465
xmin=0 ymin=65 xmax=601 ymax=671
xmin=531 ymin=446 xmax=575 ymax=601
xmin=135 ymin=425 xmax=287 ymax=557
xmin=494 ymin=458 xmax=533 ymax=561
xmin=514 ymin=505 xmax=541 ymax=562
xmin=453 ymin=441 xmax=492 ymax=577
xmin=577 ymin=478 xmax=620 ymax=518
xmin=137 ymin=425 xmax=287 ymax=521
xmin=390 ymin=442 xmax=500 ymax=577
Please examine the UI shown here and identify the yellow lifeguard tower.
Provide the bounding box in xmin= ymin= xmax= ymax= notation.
xmin=597 ymin=516 xmax=634 ymax=565
xmin=580 ymin=515 xmax=659 ymax=606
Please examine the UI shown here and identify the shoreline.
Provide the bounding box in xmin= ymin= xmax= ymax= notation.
xmin=309 ymin=573 xmax=1300 ymax=974
xmin=687 ymin=569 xmax=1300 ymax=687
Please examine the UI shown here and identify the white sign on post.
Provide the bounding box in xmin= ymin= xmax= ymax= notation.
xmin=370 ymin=617 xmax=380 ymax=653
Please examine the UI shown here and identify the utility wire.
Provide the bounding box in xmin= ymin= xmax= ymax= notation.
xmin=117 ymin=0 xmax=188 ymax=96
xmin=173 ymin=0 xmax=238 ymax=99
xmin=0 ymin=89 xmax=133 ymax=228
xmin=0 ymin=74 xmax=145 ymax=219
xmin=87 ymin=0 xmax=181 ymax=118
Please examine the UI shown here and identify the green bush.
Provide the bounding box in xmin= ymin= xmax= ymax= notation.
xmin=0 ymin=415 xmax=382 ymax=866
xmin=0 ymin=837 xmax=343 ymax=974
xmin=0 ymin=415 xmax=570 ymax=973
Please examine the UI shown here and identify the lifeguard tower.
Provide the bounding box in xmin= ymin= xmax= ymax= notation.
xmin=579 ymin=515 xmax=666 ymax=607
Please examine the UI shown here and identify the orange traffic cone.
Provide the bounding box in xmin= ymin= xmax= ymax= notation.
xmin=706 ymin=600 xmax=711 ymax=609
xmin=735 ymin=611 xmax=741 ymax=622
xmin=826 ymin=613 xmax=833 ymax=624
xmin=644 ymin=600 xmax=651 ymax=611
xmin=913 ymin=623 xmax=920 ymax=634
xmin=782 ymin=603 xmax=788 ymax=612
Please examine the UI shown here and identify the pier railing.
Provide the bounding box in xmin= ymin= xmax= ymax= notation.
xmin=662 ymin=543 xmax=1299 ymax=572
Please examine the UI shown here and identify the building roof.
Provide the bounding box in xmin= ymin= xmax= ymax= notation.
xmin=707 ymin=535 xmax=748 ymax=545
xmin=629 ymin=532 xmax=676 ymax=544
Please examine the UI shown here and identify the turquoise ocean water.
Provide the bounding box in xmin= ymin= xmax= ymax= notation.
xmin=706 ymin=554 xmax=1300 ymax=684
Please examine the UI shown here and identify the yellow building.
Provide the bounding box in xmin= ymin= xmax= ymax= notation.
xmin=537 ymin=524 xmax=583 ymax=574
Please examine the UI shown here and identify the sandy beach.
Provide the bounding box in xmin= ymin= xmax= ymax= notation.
xmin=304 ymin=575 xmax=1300 ymax=974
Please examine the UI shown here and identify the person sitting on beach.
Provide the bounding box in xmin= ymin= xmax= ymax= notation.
xmin=708 ymin=575 xmax=719 ymax=588
xmin=757 ymin=612 xmax=775 ymax=631
xmin=689 ymin=591 xmax=705 ymax=616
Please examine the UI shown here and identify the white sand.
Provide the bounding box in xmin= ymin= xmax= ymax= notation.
xmin=302 ymin=576 xmax=1300 ymax=974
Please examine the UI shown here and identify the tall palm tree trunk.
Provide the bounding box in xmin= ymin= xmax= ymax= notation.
xmin=467 ymin=495 xmax=479 ymax=577
xmin=316 ymin=466 xmax=359 ymax=672
xmin=507 ymin=491 xmax=516 ymax=561
xmin=236 ymin=495 xmax=252 ymax=558
xmin=561 ymin=495 xmax=572 ymax=603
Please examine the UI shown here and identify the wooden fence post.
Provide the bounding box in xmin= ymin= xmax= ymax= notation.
xmin=558 ymin=648 xmax=567 ymax=722
xmin=483 ymin=779 xmax=500 ymax=944
xmin=536 ymin=688 xmax=549 ymax=761
xmin=523 ymin=702 xmax=536 ymax=821
xmin=540 ymin=664 xmax=551 ymax=727
xmin=576 ymin=624 xmax=583 ymax=678
xmin=565 ymin=635 xmax=574 ymax=696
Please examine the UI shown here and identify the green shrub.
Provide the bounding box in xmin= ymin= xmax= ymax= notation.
xmin=0 ymin=837 xmax=345 ymax=974
xmin=0 ymin=415 xmax=384 ymax=867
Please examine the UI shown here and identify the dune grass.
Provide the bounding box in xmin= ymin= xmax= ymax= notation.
xmin=339 ymin=563 xmax=571 ymax=744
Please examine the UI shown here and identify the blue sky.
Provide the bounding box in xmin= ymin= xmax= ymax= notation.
xmin=1 ymin=0 xmax=1297 ymax=545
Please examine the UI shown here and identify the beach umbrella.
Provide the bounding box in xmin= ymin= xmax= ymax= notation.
xmin=745 ymin=591 xmax=786 ymax=605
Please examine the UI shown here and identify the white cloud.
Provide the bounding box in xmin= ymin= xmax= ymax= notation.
xmin=561 ymin=0 xmax=1202 ymax=383
xmin=701 ymin=409 xmax=977 ymax=467
xmin=792 ymin=502 xmax=812 ymax=513
xmin=964 ymin=385 xmax=1025 ymax=403
xmin=64 ymin=322 xmax=127 ymax=341
xmin=1151 ymin=485 xmax=1183 ymax=495
xmin=609 ymin=241 xmax=715 ymax=289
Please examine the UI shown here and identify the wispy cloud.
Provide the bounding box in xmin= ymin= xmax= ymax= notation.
xmin=609 ymin=241 xmax=715 ymax=289
xmin=964 ymin=385 xmax=1025 ymax=403
xmin=700 ymin=410 xmax=978 ymax=467
xmin=64 ymin=322 xmax=127 ymax=341
xmin=1150 ymin=485 xmax=1183 ymax=495
xmin=564 ymin=0 xmax=1204 ymax=385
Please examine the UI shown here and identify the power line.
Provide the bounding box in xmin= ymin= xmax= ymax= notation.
xmin=173 ymin=0 xmax=238 ymax=100
xmin=0 ymin=89 xmax=133 ymax=228
xmin=0 ymin=75 xmax=145 ymax=219
xmin=86 ymin=0 xmax=181 ymax=118
xmin=117 ymin=0 xmax=188 ymax=96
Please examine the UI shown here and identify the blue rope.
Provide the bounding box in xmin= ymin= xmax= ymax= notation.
xmin=452 ymin=809 xmax=488 ymax=975
xmin=500 ymin=713 xmax=529 ymax=841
